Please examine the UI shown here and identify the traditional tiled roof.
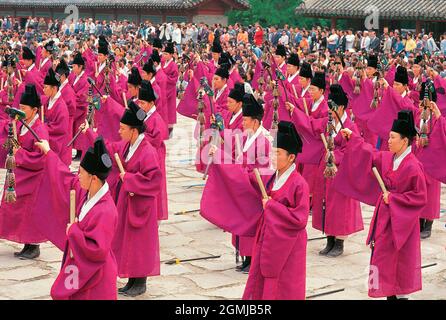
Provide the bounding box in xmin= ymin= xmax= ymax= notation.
xmin=0 ymin=0 xmax=249 ymax=10
xmin=296 ymin=0 xmax=446 ymax=20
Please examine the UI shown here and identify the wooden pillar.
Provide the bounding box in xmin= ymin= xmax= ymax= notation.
xmin=331 ymin=17 xmax=337 ymax=30
xmin=416 ymin=20 xmax=422 ymax=34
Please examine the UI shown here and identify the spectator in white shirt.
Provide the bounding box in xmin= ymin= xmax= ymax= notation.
xmin=345 ymin=29 xmax=355 ymax=51
xmin=279 ymin=31 xmax=289 ymax=46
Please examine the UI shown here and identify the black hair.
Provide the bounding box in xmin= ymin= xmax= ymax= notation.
xmin=132 ymin=123 xmax=147 ymax=134
xmin=399 ymin=133 xmax=413 ymax=146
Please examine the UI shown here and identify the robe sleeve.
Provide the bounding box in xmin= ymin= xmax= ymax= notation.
xmin=260 ymin=178 xmax=309 ymax=278
xmin=121 ymin=149 xmax=161 ymax=228
xmin=15 ymin=142 xmax=46 ymax=171
xmin=33 ymin=150 xmax=81 ymax=250
xmin=51 ymin=206 xmax=115 ymax=300
xmin=388 ymin=164 xmax=427 ymax=251
xmin=200 ymin=164 xmax=264 ymax=236
xmin=332 ymin=133 xmax=382 ymax=206
xmin=416 ymin=116 xmax=446 ymax=183
xmin=67 ymin=209 xmax=114 ymax=263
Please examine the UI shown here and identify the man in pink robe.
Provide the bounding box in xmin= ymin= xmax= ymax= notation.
xmin=367 ymin=66 xmax=418 ymax=151
xmin=141 ymin=59 xmax=168 ymax=133
xmin=334 ymin=110 xmax=427 ymax=300
xmin=0 ymin=84 xmax=49 ymax=260
xmin=12 ymin=47 xmax=44 ymax=109
xmin=82 ymin=101 xmax=161 ymax=297
xmin=42 ymin=68 xmax=71 ymax=166
xmin=243 ymin=121 xmax=309 ymax=300
xmin=287 ymin=84 xmax=363 ymax=257
xmin=56 ymin=59 xmax=76 ymax=140
xmin=35 ymin=136 xmax=118 ymax=300
xmin=150 ymin=51 xmax=169 ymax=129
xmin=137 ymin=80 xmax=169 ymax=221
xmin=162 ymin=43 xmax=179 ymax=133
xmin=413 ymin=83 xmax=443 ymax=239
xmin=69 ymin=52 xmax=89 ymax=160
xmin=37 ymin=40 xmax=55 ymax=78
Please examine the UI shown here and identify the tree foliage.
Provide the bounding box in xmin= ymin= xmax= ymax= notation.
xmin=228 ymin=0 xmax=332 ymax=28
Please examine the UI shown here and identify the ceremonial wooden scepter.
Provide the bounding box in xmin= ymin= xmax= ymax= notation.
xmin=253 ymin=168 xmax=268 ymax=200
xmin=114 ymin=153 xmax=134 ymax=197
xmin=372 ymin=167 xmax=388 ymax=193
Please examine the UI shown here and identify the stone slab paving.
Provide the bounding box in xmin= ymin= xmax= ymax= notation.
xmin=0 ymin=113 xmax=445 ymax=300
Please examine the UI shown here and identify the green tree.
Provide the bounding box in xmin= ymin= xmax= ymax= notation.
xmin=228 ymin=0 xmax=333 ymax=28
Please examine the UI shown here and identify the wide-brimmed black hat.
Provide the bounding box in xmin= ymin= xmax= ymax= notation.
xmin=274 ymin=121 xmax=303 ymax=155
xmin=328 ymin=84 xmax=348 ymax=107
xmin=299 ymin=62 xmax=312 ymax=78
xmin=391 ymin=110 xmax=417 ymax=138
xmin=22 ymin=47 xmax=35 ymax=60
xmin=120 ymin=100 xmax=146 ymax=127
xmin=128 ymin=67 xmax=142 ymax=86
xmin=394 ymin=66 xmax=409 ymax=85
xmin=139 ymin=80 xmax=157 ymax=102
xmin=80 ymin=136 xmax=112 ymax=180
xmin=44 ymin=68 xmax=60 ymax=87
xmin=311 ymin=71 xmax=326 ymax=90
xmin=242 ymin=93 xmax=263 ymax=118
xmin=20 ymin=84 xmax=40 ymax=108
xmin=228 ymin=83 xmax=245 ymax=102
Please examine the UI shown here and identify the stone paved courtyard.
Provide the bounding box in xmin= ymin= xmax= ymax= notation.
xmin=0 ymin=114 xmax=445 ymax=300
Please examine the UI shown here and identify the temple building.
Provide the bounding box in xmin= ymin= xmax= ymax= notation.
xmin=0 ymin=0 xmax=249 ymax=25
xmin=296 ymin=0 xmax=446 ymax=35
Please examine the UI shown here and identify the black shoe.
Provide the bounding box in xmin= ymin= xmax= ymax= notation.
xmin=124 ymin=277 xmax=147 ymax=297
xmin=118 ymin=278 xmax=135 ymax=294
xmin=19 ymin=244 xmax=40 ymax=260
xmin=241 ymin=261 xmax=251 ymax=274
xmin=319 ymin=236 xmax=335 ymax=255
xmin=326 ymin=239 xmax=344 ymax=257
xmin=236 ymin=256 xmax=251 ymax=272
xmin=420 ymin=218 xmax=426 ymax=232
xmin=421 ymin=220 xmax=433 ymax=239
xmin=387 ymin=296 xmax=397 ymax=300
xmin=14 ymin=244 xmax=30 ymax=257
xmin=73 ymin=150 xmax=82 ymax=161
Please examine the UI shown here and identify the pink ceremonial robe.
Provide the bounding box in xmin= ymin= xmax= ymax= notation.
xmin=243 ymin=169 xmax=309 ymax=300
xmin=432 ymin=75 xmax=446 ymax=115
xmin=262 ymin=85 xmax=292 ymax=130
xmin=154 ymin=69 xmax=169 ymax=126
xmin=229 ymin=69 xmax=242 ymax=89
xmin=69 ymin=71 xmax=90 ymax=150
xmin=162 ymin=59 xmax=179 ymax=126
xmin=86 ymin=130 xmax=162 ymax=278
xmin=292 ymin=108 xmax=363 ymax=235
xmin=144 ymin=108 xmax=169 ymax=221
xmin=12 ymin=65 xmax=44 ymax=109
xmin=291 ymin=97 xmax=328 ymax=195
xmin=350 ymin=78 xmax=378 ymax=147
xmin=38 ymin=57 xmax=53 ymax=78
xmin=43 ymin=95 xmax=72 ymax=166
xmin=82 ymin=49 xmax=97 ymax=78
xmin=60 ymin=81 xmax=77 ymax=139
xmin=367 ymin=88 xmax=417 ymax=151
xmin=231 ymin=131 xmax=271 ymax=256
xmin=416 ymin=116 xmax=446 ymax=183
xmin=41 ymin=151 xmax=118 ymax=300
xmin=0 ymin=119 xmax=49 ymax=244
xmin=94 ymin=64 xmax=117 ymax=97
xmin=413 ymin=113 xmax=442 ymax=220
xmin=94 ymin=96 xmax=123 ymax=143
xmin=333 ymin=134 xmax=427 ymax=298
